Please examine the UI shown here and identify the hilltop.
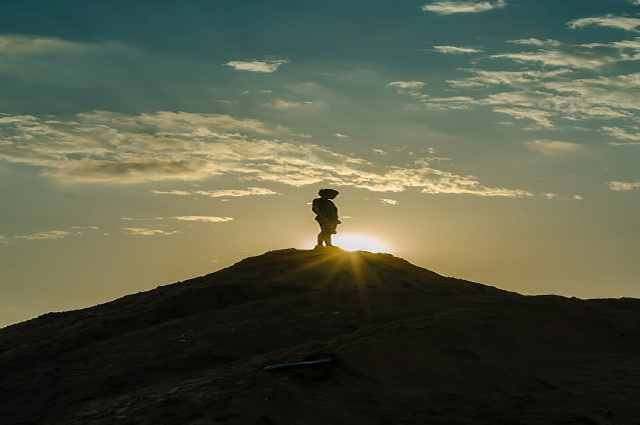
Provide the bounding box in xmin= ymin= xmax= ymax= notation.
xmin=1 ymin=248 xmax=639 ymax=424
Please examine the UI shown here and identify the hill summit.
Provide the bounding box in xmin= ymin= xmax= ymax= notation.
xmin=1 ymin=248 xmax=640 ymax=425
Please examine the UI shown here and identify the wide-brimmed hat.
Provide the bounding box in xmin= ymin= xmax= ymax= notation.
xmin=318 ymin=188 xmax=339 ymax=198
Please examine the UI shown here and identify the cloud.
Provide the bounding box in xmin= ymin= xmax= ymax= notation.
xmin=14 ymin=230 xmax=70 ymax=240
xmin=433 ymin=46 xmax=483 ymax=54
xmin=171 ymin=216 xmax=234 ymax=222
xmin=601 ymin=126 xmax=640 ymax=141
xmin=0 ymin=35 xmax=136 ymax=87
xmin=121 ymin=228 xmax=181 ymax=236
xmin=77 ymin=110 xmax=281 ymax=135
xmin=421 ymin=0 xmax=506 ymax=15
xmin=267 ymin=100 xmax=305 ymax=109
xmin=122 ymin=215 xmax=233 ymax=222
xmin=0 ymin=35 xmax=95 ymax=54
xmin=568 ymin=15 xmax=640 ymax=32
xmin=151 ymin=190 xmax=192 ymax=196
xmin=525 ymin=140 xmax=584 ymax=154
xmin=387 ymin=81 xmax=427 ymax=89
xmin=494 ymin=108 xmax=555 ymax=128
xmin=608 ymin=181 xmax=640 ymax=191
xmin=542 ymin=74 xmax=640 ymax=111
xmin=607 ymin=141 xmax=640 ymax=146
xmin=609 ymin=37 xmax=640 ymax=51
xmin=507 ymin=38 xmax=563 ymax=47
xmin=380 ymin=198 xmax=399 ymax=205
xmin=491 ymin=49 xmax=626 ymax=69
xmin=225 ymin=60 xmax=289 ymax=73
xmin=265 ymin=100 xmax=325 ymax=110
xmin=154 ymin=187 xmax=279 ymax=198
xmin=0 ymin=111 xmax=532 ymax=197
xmin=446 ymin=69 xmax=572 ymax=88
xmin=198 ymin=188 xmax=276 ymax=198
xmin=421 ymin=96 xmax=476 ymax=110
xmin=422 ymin=65 xmax=640 ymax=124
xmin=0 ymin=235 xmax=10 ymax=244
xmin=334 ymin=133 xmax=349 ymax=138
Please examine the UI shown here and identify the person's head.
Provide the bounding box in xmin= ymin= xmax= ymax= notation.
xmin=318 ymin=188 xmax=339 ymax=199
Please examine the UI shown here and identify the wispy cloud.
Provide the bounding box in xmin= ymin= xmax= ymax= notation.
xmin=225 ymin=60 xmax=289 ymax=73
xmin=265 ymin=99 xmax=324 ymax=109
xmin=525 ymin=140 xmax=584 ymax=154
xmin=491 ymin=49 xmax=626 ymax=70
xmin=0 ymin=35 xmax=97 ymax=54
xmin=387 ymin=81 xmax=427 ymax=89
xmin=153 ymin=187 xmax=279 ymax=198
xmin=172 ymin=216 xmax=234 ymax=222
xmin=0 ymin=111 xmax=532 ymax=197
xmin=422 ymin=0 xmax=506 ymax=15
xmin=415 ymin=65 xmax=640 ymax=126
xmin=608 ymin=181 xmax=640 ymax=191
xmin=122 ymin=216 xmax=234 ymax=222
xmin=568 ymin=15 xmax=640 ymax=32
xmin=446 ymin=69 xmax=572 ymax=88
xmin=421 ymin=96 xmax=476 ymax=110
xmin=266 ymin=100 xmax=305 ymax=109
xmin=507 ymin=38 xmax=562 ymax=47
xmin=14 ymin=230 xmax=71 ymax=240
xmin=151 ymin=190 xmax=192 ymax=196
xmin=494 ymin=108 xmax=555 ymax=128
xmin=121 ymin=228 xmax=181 ymax=236
xmin=602 ymin=126 xmax=640 ymax=140
xmin=380 ymin=198 xmax=399 ymax=205
xmin=433 ymin=46 xmax=483 ymax=54
xmin=197 ymin=188 xmax=276 ymax=198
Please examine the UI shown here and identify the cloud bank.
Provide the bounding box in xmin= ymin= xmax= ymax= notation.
xmin=0 ymin=111 xmax=531 ymax=197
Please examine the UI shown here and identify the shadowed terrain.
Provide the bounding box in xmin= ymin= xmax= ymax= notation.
xmin=1 ymin=248 xmax=639 ymax=424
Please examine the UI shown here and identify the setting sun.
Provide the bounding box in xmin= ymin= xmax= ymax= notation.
xmin=331 ymin=233 xmax=389 ymax=253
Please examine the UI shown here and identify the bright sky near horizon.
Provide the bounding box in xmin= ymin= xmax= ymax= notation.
xmin=0 ymin=0 xmax=638 ymax=327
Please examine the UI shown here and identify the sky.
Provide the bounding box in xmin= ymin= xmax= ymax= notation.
xmin=0 ymin=0 xmax=639 ymax=327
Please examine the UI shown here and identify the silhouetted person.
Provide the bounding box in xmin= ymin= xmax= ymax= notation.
xmin=312 ymin=188 xmax=341 ymax=248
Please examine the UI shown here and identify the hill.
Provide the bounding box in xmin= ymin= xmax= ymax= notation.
xmin=1 ymin=248 xmax=639 ymax=424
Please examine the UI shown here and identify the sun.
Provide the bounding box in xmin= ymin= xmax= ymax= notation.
xmin=332 ymin=233 xmax=389 ymax=253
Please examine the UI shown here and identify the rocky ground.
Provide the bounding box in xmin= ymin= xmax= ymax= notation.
xmin=1 ymin=248 xmax=639 ymax=425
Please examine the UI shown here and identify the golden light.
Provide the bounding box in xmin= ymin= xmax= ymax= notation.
xmin=332 ymin=233 xmax=389 ymax=253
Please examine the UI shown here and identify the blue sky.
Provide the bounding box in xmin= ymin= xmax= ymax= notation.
xmin=0 ymin=0 xmax=638 ymax=326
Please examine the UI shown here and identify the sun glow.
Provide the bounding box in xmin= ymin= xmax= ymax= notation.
xmin=331 ymin=233 xmax=389 ymax=253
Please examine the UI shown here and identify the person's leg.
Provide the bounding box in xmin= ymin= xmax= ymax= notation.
xmin=317 ymin=222 xmax=328 ymax=247
xmin=316 ymin=222 xmax=333 ymax=246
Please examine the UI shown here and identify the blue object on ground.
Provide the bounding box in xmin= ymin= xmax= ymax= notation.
xmin=262 ymin=355 xmax=336 ymax=371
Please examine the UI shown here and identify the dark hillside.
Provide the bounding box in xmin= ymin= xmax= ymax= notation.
xmin=1 ymin=249 xmax=639 ymax=424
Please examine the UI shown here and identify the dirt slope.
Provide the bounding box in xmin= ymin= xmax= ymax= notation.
xmin=1 ymin=248 xmax=639 ymax=425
